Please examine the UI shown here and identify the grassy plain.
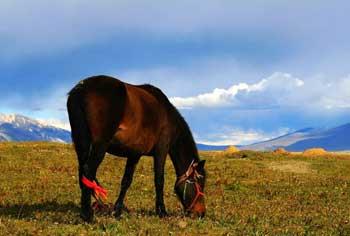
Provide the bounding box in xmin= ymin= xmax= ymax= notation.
xmin=0 ymin=142 xmax=350 ymax=235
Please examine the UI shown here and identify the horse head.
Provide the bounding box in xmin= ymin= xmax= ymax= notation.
xmin=174 ymin=160 xmax=206 ymax=217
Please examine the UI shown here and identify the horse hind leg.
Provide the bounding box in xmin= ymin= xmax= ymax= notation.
xmin=79 ymin=142 xmax=107 ymax=222
xmin=67 ymin=93 xmax=97 ymax=222
xmin=114 ymin=155 xmax=141 ymax=218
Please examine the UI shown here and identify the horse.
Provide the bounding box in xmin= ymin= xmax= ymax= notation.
xmin=67 ymin=75 xmax=206 ymax=222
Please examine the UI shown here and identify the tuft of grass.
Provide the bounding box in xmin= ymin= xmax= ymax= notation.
xmin=303 ymin=148 xmax=328 ymax=156
xmin=0 ymin=142 xmax=350 ymax=235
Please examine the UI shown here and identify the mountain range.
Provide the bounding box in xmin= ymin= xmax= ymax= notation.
xmin=0 ymin=114 xmax=71 ymax=143
xmin=0 ymin=113 xmax=349 ymax=151
xmin=200 ymin=124 xmax=350 ymax=151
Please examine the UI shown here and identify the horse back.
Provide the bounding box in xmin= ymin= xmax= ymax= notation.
xmin=70 ymin=75 xmax=172 ymax=156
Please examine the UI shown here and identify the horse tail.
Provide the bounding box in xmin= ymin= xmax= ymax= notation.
xmin=67 ymin=83 xmax=91 ymax=166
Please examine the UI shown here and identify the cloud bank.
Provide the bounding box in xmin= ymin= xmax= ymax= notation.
xmin=170 ymin=72 xmax=350 ymax=112
xmin=1 ymin=0 xmax=349 ymax=62
xmin=170 ymin=72 xmax=303 ymax=108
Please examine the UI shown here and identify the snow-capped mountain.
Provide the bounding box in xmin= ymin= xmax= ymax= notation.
xmin=0 ymin=113 xmax=71 ymax=143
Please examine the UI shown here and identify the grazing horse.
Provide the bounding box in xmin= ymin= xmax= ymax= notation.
xmin=67 ymin=75 xmax=206 ymax=222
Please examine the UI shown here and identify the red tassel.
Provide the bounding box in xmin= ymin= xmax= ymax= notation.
xmin=81 ymin=176 xmax=107 ymax=201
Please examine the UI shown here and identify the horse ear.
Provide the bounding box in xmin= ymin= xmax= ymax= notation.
xmin=197 ymin=160 xmax=206 ymax=170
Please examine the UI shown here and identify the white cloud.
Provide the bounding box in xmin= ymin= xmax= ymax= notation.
xmin=316 ymin=75 xmax=350 ymax=110
xmin=170 ymin=72 xmax=304 ymax=109
xmin=170 ymin=83 xmax=250 ymax=108
xmin=169 ymin=72 xmax=350 ymax=113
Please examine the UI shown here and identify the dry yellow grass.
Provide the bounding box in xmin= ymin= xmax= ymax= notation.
xmin=1 ymin=143 xmax=350 ymax=235
xmin=273 ymin=147 xmax=288 ymax=154
xmin=224 ymin=145 xmax=240 ymax=153
xmin=303 ymin=148 xmax=327 ymax=156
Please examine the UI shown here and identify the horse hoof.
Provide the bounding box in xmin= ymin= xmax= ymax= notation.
xmin=156 ymin=209 xmax=168 ymax=218
xmin=114 ymin=204 xmax=129 ymax=219
xmin=114 ymin=208 xmax=122 ymax=219
xmin=158 ymin=212 xmax=168 ymax=218
xmin=80 ymin=211 xmax=94 ymax=223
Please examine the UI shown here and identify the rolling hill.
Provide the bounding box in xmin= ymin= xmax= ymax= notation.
xmin=196 ymin=143 xmax=228 ymax=151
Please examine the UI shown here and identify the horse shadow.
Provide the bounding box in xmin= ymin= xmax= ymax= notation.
xmin=0 ymin=201 xmax=81 ymax=224
xmin=0 ymin=201 xmax=181 ymax=223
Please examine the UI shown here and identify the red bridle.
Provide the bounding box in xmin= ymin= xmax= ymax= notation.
xmin=186 ymin=181 xmax=205 ymax=211
xmin=175 ymin=160 xmax=205 ymax=211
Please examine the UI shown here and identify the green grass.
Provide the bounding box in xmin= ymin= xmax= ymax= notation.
xmin=0 ymin=142 xmax=350 ymax=235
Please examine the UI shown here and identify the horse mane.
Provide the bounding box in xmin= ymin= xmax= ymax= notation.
xmin=139 ymin=84 xmax=199 ymax=160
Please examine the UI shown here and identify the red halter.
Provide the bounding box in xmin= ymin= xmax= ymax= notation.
xmin=176 ymin=160 xmax=205 ymax=211
xmin=186 ymin=181 xmax=205 ymax=211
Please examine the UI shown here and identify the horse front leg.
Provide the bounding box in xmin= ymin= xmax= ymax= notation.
xmin=153 ymin=152 xmax=167 ymax=217
xmin=114 ymin=155 xmax=140 ymax=218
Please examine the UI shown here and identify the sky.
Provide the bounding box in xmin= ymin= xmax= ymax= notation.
xmin=1 ymin=0 xmax=350 ymax=145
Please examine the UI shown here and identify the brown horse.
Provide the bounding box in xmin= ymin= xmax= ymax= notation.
xmin=67 ymin=75 xmax=206 ymax=222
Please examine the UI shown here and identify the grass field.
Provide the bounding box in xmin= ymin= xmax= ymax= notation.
xmin=0 ymin=142 xmax=350 ymax=235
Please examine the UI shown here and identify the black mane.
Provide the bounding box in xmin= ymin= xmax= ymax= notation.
xmin=139 ymin=84 xmax=198 ymax=144
xmin=139 ymin=84 xmax=200 ymax=169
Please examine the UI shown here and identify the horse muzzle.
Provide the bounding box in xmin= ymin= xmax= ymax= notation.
xmin=187 ymin=197 xmax=206 ymax=218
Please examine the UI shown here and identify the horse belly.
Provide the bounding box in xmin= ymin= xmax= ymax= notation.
xmin=111 ymin=126 xmax=157 ymax=155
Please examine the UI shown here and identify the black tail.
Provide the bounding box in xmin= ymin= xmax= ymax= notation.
xmin=67 ymin=86 xmax=91 ymax=164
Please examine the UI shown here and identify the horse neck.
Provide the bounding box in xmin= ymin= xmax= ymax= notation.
xmin=169 ymin=132 xmax=200 ymax=177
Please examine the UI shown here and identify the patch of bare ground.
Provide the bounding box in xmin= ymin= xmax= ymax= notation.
xmin=268 ymin=160 xmax=314 ymax=174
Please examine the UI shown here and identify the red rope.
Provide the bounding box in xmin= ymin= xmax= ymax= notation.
xmin=81 ymin=176 xmax=107 ymax=201
xmin=187 ymin=182 xmax=205 ymax=211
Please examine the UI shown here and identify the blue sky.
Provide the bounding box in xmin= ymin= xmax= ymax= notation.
xmin=1 ymin=1 xmax=350 ymax=145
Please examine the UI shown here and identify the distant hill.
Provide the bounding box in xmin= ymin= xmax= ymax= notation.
xmin=0 ymin=114 xmax=71 ymax=143
xmin=196 ymin=143 xmax=228 ymax=151
xmin=242 ymin=127 xmax=317 ymax=151
xmin=243 ymin=124 xmax=350 ymax=151
xmin=286 ymin=123 xmax=350 ymax=151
